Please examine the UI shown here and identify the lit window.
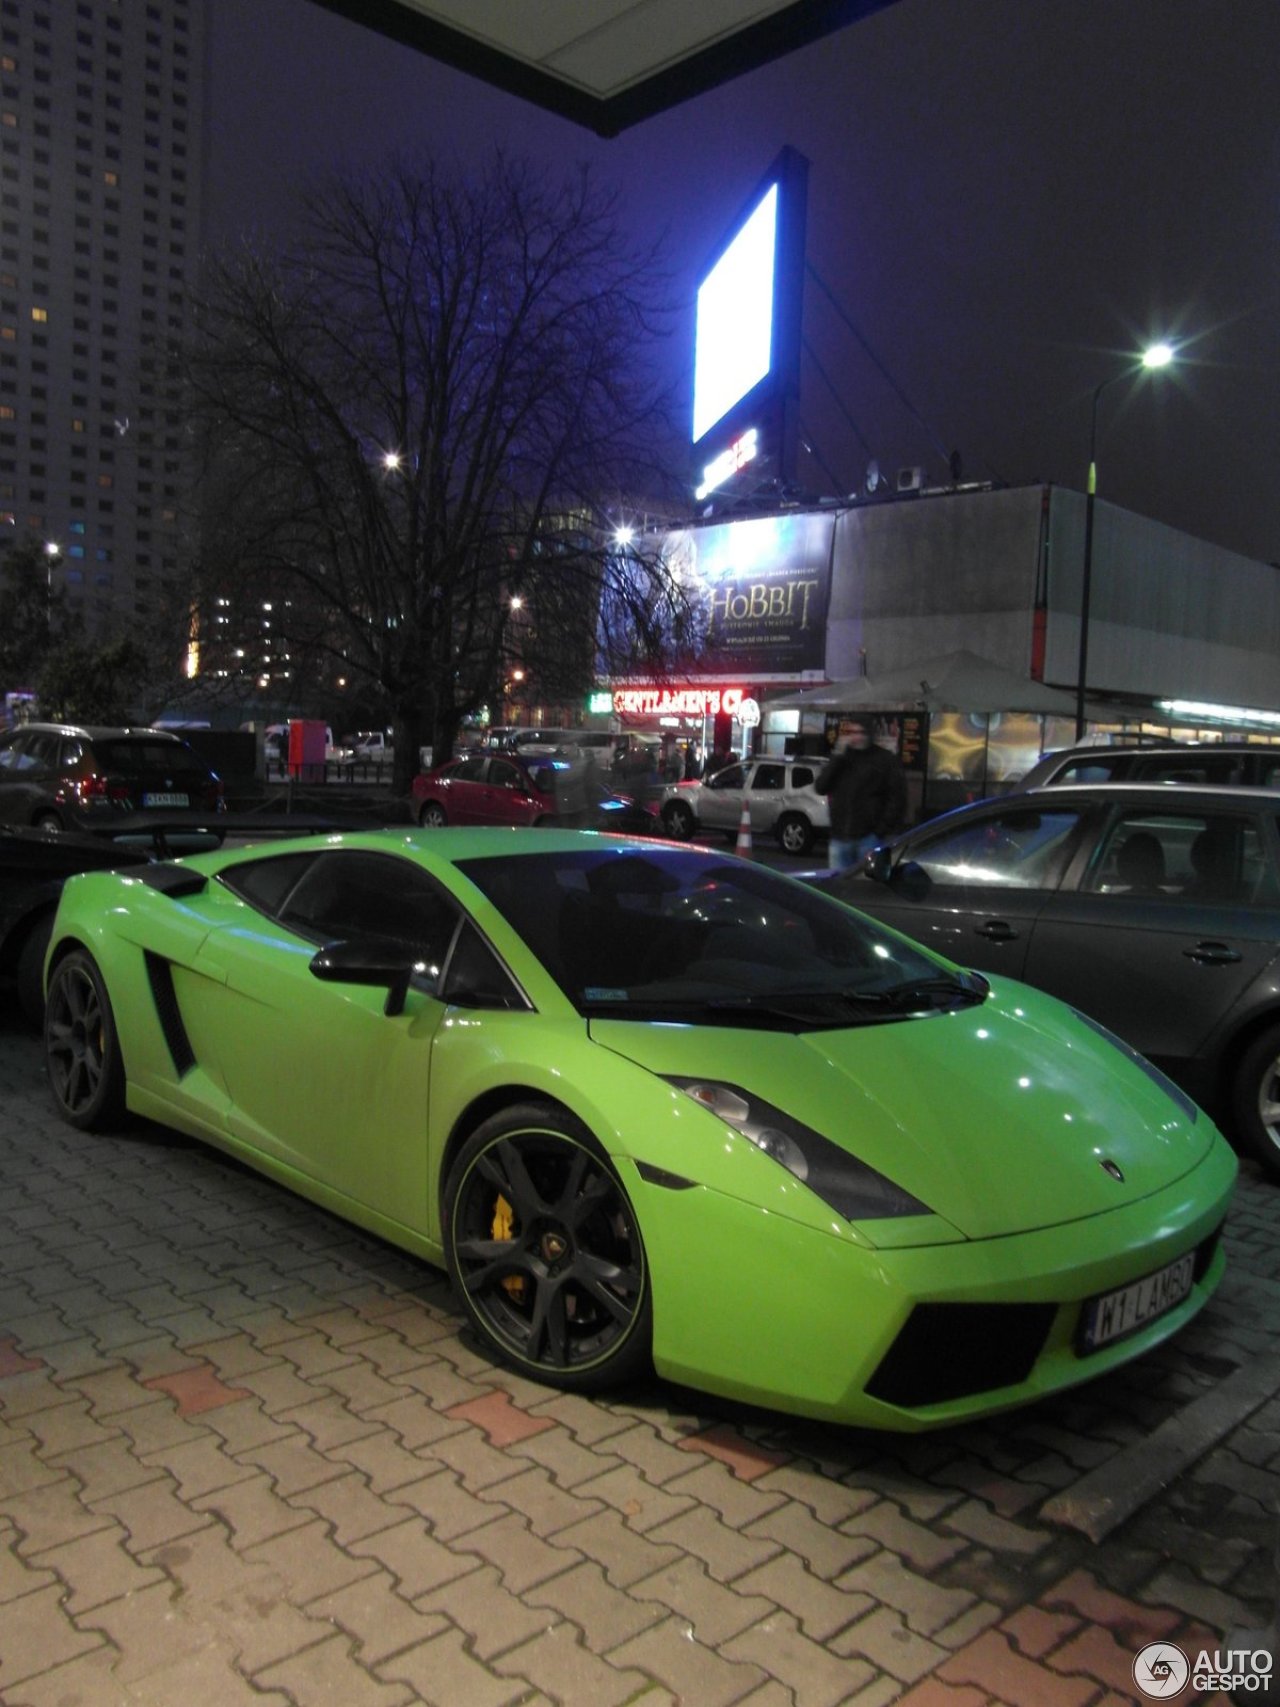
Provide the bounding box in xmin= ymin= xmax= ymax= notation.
xmin=30 ymin=305 xmax=46 ymax=322
xmin=71 ymin=417 xmax=84 ymax=432
xmin=103 ymin=169 xmax=117 ymax=186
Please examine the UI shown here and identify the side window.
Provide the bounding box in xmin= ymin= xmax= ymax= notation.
xmin=22 ymin=732 xmax=60 ymax=771
xmin=1057 ymin=758 xmax=1121 ymax=785
xmin=1135 ymin=754 xmax=1240 ymax=785
xmin=1084 ymin=812 xmax=1274 ymax=905
xmin=220 ymin=851 xmax=321 ymax=916
xmin=706 ymin=764 xmax=746 ymax=790
xmin=790 ymin=765 xmax=815 ymax=790
xmin=752 ymin=764 xmax=785 ymax=791
xmin=441 ymin=921 xmax=525 ymax=1009
xmin=1260 ymin=760 xmax=1280 ymax=790
xmin=452 ymin=755 xmax=487 ymax=783
xmin=489 ymin=760 xmax=522 ymax=790
xmin=908 ymin=809 xmax=1082 ymax=889
xmin=279 ymin=852 xmax=459 ymax=975
xmin=0 ymin=733 xmax=19 ymax=770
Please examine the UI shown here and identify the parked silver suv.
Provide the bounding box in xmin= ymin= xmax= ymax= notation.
xmin=1020 ymin=741 xmax=1280 ymax=791
xmin=660 ymin=756 xmax=830 ymax=855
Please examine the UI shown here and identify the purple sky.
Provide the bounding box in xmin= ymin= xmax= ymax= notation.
xmin=206 ymin=0 xmax=1280 ymax=565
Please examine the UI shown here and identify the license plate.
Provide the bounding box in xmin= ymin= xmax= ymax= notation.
xmin=1078 ymin=1252 xmax=1195 ymax=1353
xmin=142 ymin=792 xmax=189 ymax=808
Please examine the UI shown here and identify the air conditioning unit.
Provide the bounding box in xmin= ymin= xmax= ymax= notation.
xmin=896 ymin=466 xmax=925 ymax=492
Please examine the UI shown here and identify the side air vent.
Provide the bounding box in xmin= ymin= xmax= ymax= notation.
xmin=137 ymin=864 xmax=208 ymax=898
xmin=144 ymin=952 xmax=196 ymax=1077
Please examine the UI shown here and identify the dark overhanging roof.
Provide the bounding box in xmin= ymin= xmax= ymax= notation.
xmin=307 ymin=0 xmax=900 ymax=137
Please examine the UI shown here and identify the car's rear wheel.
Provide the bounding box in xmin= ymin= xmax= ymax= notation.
xmin=444 ymin=1104 xmax=651 ymax=1391
xmin=1233 ymin=1023 xmax=1280 ymax=1178
xmin=662 ymin=799 xmax=695 ymax=840
xmin=418 ymin=800 xmax=447 ymax=828
xmin=776 ymin=812 xmax=815 ymax=856
xmin=44 ymin=949 xmax=126 ymax=1131
xmin=16 ymin=912 xmax=53 ymax=1029
xmin=32 ymin=809 xmax=62 ymax=832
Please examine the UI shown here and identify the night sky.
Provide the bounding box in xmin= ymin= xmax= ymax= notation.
xmin=207 ymin=0 xmax=1280 ymax=567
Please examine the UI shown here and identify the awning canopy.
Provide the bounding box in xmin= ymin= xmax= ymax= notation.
xmin=308 ymin=0 xmax=899 ymax=135
xmin=768 ymin=650 xmax=1082 ymax=716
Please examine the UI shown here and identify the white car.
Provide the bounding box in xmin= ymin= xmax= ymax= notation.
xmin=660 ymin=756 xmax=830 ymax=855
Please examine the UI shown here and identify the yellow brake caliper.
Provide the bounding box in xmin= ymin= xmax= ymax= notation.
xmin=492 ymin=1193 xmax=525 ymax=1299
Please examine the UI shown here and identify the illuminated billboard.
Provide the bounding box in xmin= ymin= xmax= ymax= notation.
xmin=691 ymin=147 xmax=809 ymax=502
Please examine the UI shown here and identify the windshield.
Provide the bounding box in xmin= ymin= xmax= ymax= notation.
xmin=457 ymin=846 xmax=983 ymax=1028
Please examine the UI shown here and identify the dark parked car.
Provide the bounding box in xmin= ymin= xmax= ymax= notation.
xmin=812 ymin=782 xmax=1280 ymax=1177
xmin=0 ymin=723 xmax=224 ymax=830
xmin=411 ymin=752 xmax=659 ymax=834
xmin=1020 ymin=741 xmax=1280 ymax=791
xmin=0 ymin=811 xmax=353 ymax=1026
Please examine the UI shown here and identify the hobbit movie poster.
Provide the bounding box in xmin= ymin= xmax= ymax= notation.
xmin=662 ymin=511 xmax=835 ymax=680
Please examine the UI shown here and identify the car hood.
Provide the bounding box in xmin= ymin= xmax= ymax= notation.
xmin=588 ymin=979 xmax=1216 ymax=1241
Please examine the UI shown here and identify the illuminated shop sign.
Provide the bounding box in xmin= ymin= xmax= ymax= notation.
xmin=695 ymin=428 xmax=759 ymax=502
xmin=613 ymin=686 xmax=745 ymax=719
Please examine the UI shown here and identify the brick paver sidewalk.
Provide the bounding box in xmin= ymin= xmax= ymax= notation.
xmin=2 ymin=1016 xmax=1277 ymax=1705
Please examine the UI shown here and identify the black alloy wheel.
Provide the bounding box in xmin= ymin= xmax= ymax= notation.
xmin=418 ymin=800 xmax=447 ymax=828
xmin=1234 ymin=1023 xmax=1280 ymax=1179
xmin=662 ymin=799 xmax=695 ymax=840
xmin=776 ymin=812 xmax=815 ymax=856
xmin=444 ymin=1104 xmax=651 ymax=1390
xmin=44 ymin=949 xmax=126 ymax=1131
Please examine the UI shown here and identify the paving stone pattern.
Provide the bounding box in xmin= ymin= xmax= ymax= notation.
xmin=2 ymin=1014 xmax=1277 ymax=1705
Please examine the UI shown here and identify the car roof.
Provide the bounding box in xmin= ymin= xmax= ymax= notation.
xmin=1042 ymin=741 xmax=1276 ymax=758
xmin=1004 ymin=781 xmax=1280 ymax=806
xmin=4 ymin=722 xmax=187 ymax=741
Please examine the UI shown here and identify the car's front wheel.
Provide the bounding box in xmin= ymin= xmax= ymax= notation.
xmin=1233 ymin=1023 xmax=1280 ymax=1179
xmin=444 ymin=1104 xmax=651 ymax=1390
xmin=662 ymin=799 xmax=696 ymax=840
xmin=418 ymin=800 xmax=447 ymax=828
xmin=776 ymin=812 xmax=815 ymax=856
xmin=44 ymin=949 xmax=126 ymax=1131
xmin=32 ymin=809 xmax=62 ymax=832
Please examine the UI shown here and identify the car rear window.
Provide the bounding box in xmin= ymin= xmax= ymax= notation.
xmin=92 ymin=739 xmax=208 ymax=776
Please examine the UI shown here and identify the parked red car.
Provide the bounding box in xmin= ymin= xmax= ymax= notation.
xmin=411 ymin=752 xmax=658 ymax=833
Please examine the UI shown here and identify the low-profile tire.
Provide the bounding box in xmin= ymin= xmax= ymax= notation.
xmin=418 ymin=800 xmax=447 ymax=828
xmin=776 ymin=812 xmax=815 ymax=856
xmin=1233 ymin=1023 xmax=1280 ymax=1178
xmin=443 ymin=1103 xmax=652 ymax=1391
xmin=662 ymin=800 xmax=695 ymax=840
xmin=16 ymin=912 xmax=53 ymax=1030
xmin=44 ymin=949 xmax=126 ymax=1132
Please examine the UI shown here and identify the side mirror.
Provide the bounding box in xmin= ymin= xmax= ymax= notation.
xmin=891 ymin=859 xmax=931 ymax=902
xmin=865 ymin=845 xmax=894 ymax=884
xmin=309 ymin=938 xmax=432 ymax=1016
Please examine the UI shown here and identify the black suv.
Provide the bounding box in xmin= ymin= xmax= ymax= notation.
xmin=1020 ymin=741 xmax=1280 ymax=791
xmin=0 ymin=723 xmax=224 ymax=829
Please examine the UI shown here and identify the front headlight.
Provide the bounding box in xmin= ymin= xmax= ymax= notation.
xmin=666 ymin=1077 xmax=932 ymax=1222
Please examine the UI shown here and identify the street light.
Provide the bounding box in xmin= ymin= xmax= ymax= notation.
xmin=1074 ymin=342 xmax=1175 ymax=738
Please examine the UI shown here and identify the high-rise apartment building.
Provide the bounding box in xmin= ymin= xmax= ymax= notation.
xmin=0 ymin=0 xmax=204 ymax=634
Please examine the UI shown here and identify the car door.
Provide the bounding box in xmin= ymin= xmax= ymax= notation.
xmin=486 ymin=757 xmax=543 ymax=825
xmin=0 ymin=729 xmax=62 ymax=823
xmin=745 ymin=761 xmax=787 ymax=832
xmin=848 ymin=800 xmax=1089 ymax=978
xmin=1025 ymin=804 xmax=1280 ymax=1072
xmin=698 ymin=762 xmax=747 ymax=834
xmin=189 ymin=848 xmax=459 ymax=1226
xmin=434 ymin=754 xmax=489 ymax=823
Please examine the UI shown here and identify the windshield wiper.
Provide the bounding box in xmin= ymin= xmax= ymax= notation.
xmin=852 ymin=975 xmax=987 ymax=1012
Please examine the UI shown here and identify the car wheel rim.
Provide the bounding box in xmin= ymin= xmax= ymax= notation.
xmin=452 ymin=1131 xmax=645 ymax=1373
xmin=1258 ymin=1051 xmax=1280 ymax=1146
xmin=667 ymin=805 xmax=692 ymax=839
xmin=46 ymin=964 xmax=106 ymax=1115
xmin=781 ymin=821 xmax=805 ymax=853
xmin=421 ymin=805 xmax=445 ymax=827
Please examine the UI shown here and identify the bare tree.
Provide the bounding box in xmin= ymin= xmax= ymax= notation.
xmin=187 ymin=153 xmax=691 ymax=789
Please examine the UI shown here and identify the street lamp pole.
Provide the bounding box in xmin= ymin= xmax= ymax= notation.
xmin=1074 ymin=343 xmax=1174 ymax=741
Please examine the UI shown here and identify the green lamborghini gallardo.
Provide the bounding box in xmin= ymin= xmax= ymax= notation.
xmin=42 ymin=828 xmax=1235 ymax=1429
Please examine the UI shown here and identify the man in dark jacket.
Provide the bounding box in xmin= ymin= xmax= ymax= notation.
xmin=815 ymin=718 xmax=907 ymax=871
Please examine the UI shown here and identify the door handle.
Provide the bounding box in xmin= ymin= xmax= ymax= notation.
xmin=1183 ymin=941 xmax=1242 ymax=965
xmin=975 ymin=920 xmax=1018 ymax=941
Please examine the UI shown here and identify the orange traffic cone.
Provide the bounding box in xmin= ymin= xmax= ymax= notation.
xmin=735 ymin=802 xmax=753 ymax=858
